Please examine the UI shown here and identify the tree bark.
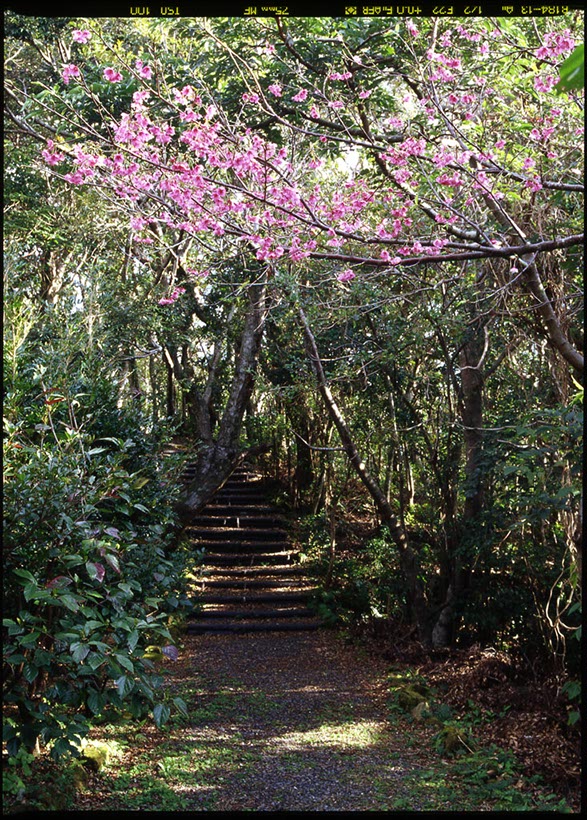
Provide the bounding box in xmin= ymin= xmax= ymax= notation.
xmin=431 ymin=322 xmax=486 ymax=648
xmin=299 ymin=306 xmax=431 ymax=646
xmin=174 ymin=281 xmax=270 ymax=523
xmin=522 ymin=261 xmax=583 ymax=375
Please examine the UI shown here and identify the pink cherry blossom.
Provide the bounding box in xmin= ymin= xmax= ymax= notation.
xmin=41 ymin=140 xmax=65 ymax=166
xmin=406 ymin=21 xmax=419 ymax=37
xmin=173 ymin=85 xmax=199 ymax=104
xmin=135 ymin=59 xmax=152 ymax=80
xmin=438 ymin=172 xmax=463 ymax=188
xmin=72 ymin=29 xmax=91 ymax=44
xmin=268 ymin=84 xmax=282 ymax=97
xmin=130 ymin=216 xmax=148 ymax=230
xmin=158 ymin=286 xmax=186 ymax=306
xmin=132 ymin=89 xmax=151 ymax=106
xmin=61 ymin=64 xmax=80 ymax=84
xmin=63 ymin=171 xmax=85 ymax=185
xmin=525 ymin=177 xmax=543 ymax=192
xmin=104 ymin=67 xmax=123 ymax=83
xmin=358 ymin=90 xmax=372 ymax=99
xmin=536 ymin=29 xmax=575 ymax=60
xmin=292 ymin=89 xmax=308 ymax=102
xmin=534 ymin=75 xmax=557 ymax=93
xmin=337 ymin=269 xmax=355 ymax=282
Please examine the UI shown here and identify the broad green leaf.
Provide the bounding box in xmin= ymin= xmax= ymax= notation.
xmin=115 ymin=674 xmax=134 ymax=698
xmin=22 ymin=662 xmax=39 ymax=683
xmin=19 ymin=630 xmax=41 ymax=645
xmin=71 ymin=642 xmax=91 ymax=663
xmin=556 ymin=44 xmax=584 ymax=92
xmin=127 ymin=630 xmax=140 ymax=652
xmin=60 ymin=594 xmax=80 ymax=612
xmin=86 ymin=652 xmax=107 ymax=671
xmin=87 ymin=691 xmax=107 ymax=714
xmin=88 ymin=640 xmax=111 ymax=652
xmin=153 ymin=702 xmax=171 ymax=728
xmin=114 ymin=652 xmax=134 ymax=672
xmin=173 ymin=697 xmax=189 ymax=717
xmin=83 ymin=620 xmax=105 ymax=632
xmin=104 ymin=553 xmax=121 ymax=575
xmin=24 ymin=582 xmax=51 ymax=602
xmin=62 ymin=554 xmax=84 ymax=567
xmin=12 ymin=569 xmax=36 ymax=583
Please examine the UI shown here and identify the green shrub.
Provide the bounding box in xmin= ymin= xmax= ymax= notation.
xmin=3 ymin=420 xmax=190 ymax=760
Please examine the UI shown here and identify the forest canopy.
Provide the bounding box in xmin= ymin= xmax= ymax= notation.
xmin=3 ymin=10 xmax=583 ymax=764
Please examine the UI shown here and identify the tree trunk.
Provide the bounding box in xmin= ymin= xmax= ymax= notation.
xmin=174 ymin=281 xmax=269 ymax=523
xmin=299 ymin=307 xmax=431 ymax=646
xmin=522 ymin=261 xmax=583 ymax=375
xmin=431 ymin=322 xmax=486 ymax=648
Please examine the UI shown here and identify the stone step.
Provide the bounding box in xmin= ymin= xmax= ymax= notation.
xmin=201 ymin=551 xmax=299 ymax=566
xmin=182 ymin=460 xmax=322 ymax=634
xmin=199 ymin=565 xmax=306 ymax=578
xmin=193 ymin=540 xmax=291 ymax=552
xmin=203 ymin=503 xmax=276 ymax=514
xmin=192 ymin=606 xmax=316 ymax=619
xmin=197 ymin=578 xmax=313 ymax=589
xmin=199 ymin=590 xmax=316 ymax=604
xmin=187 ymin=527 xmax=289 ymax=541
xmin=193 ymin=515 xmax=286 ymax=528
xmin=185 ymin=619 xmax=323 ymax=633
xmin=213 ymin=489 xmax=269 ymax=499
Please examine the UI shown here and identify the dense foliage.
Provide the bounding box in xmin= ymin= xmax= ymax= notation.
xmin=3 ymin=11 xmax=583 ymax=771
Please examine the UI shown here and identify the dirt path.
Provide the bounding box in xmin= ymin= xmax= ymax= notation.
xmin=170 ymin=630 xmax=419 ymax=811
xmin=71 ymin=626 xmax=576 ymax=813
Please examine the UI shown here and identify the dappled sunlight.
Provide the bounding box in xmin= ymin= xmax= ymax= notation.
xmin=262 ymin=719 xmax=387 ymax=752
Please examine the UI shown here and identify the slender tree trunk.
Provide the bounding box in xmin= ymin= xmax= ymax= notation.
xmin=299 ymin=307 xmax=431 ymax=646
xmin=522 ymin=261 xmax=583 ymax=375
xmin=164 ymin=353 xmax=175 ymax=417
xmin=149 ymin=351 xmax=158 ymax=424
xmin=431 ymin=322 xmax=486 ymax=648
xmin=175 ymin=281 xmax=270 ymax=523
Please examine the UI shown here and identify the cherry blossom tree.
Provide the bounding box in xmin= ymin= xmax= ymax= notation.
xmin=5 ymin=13 xmax=583 ymax=646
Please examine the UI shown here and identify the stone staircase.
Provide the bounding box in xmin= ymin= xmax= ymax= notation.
xmin=181 ymin=462 xmax=323 ymax=633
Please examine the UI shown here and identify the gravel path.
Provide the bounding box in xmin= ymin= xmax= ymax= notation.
xmin=171 ymin=629 xmax=425 ymax=811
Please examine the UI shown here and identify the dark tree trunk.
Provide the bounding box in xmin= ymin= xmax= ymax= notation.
xmin=164 ymin=353 xmax=175 ymax=417
xmin=522 ymin=261 xmax=583 ymax=375
xmin=431 ymin=322 xmax=486 ymax=648
xmin=299 ymin=307 xmax=432 ymax=646
xmin=174 ymin=281 xmax=270 ymax=523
